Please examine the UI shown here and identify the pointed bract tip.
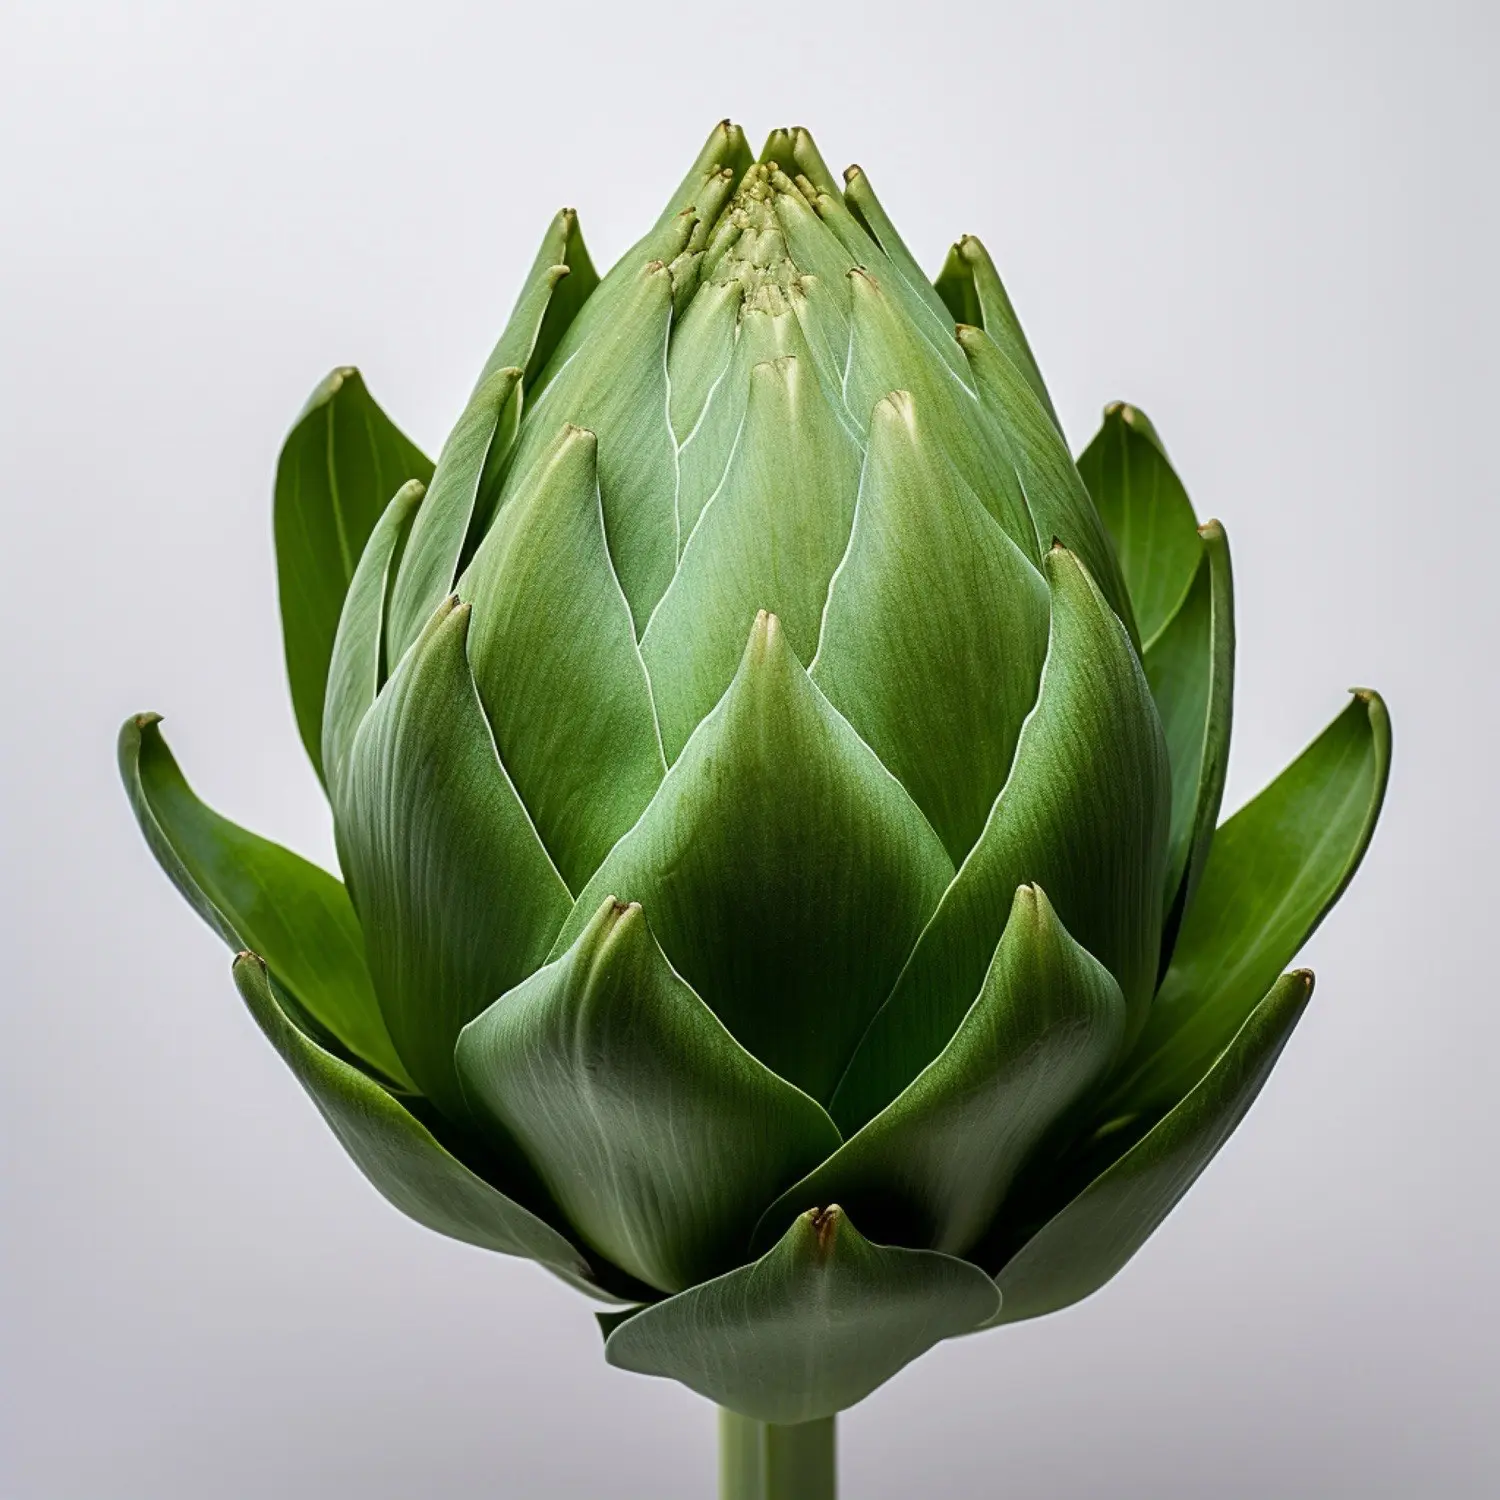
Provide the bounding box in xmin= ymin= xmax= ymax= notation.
xmin=131 ymin=711 xmax=163 ymax=732
xmin=1291 ymin=968 xmax=1316 ymax=997
xmin=1198 ymin=517 xmax=1225 ymax=539
xmin=807 ymin=1204 xmax=842 ymax=1254
xmin=843 ymin=163 xmax=864 ymax=184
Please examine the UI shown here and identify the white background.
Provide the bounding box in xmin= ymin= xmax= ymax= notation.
xmin=3 ymin=2 xmax=1496 ymax=1495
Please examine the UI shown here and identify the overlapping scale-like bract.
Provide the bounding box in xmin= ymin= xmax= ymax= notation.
xmin=121 ymin=120 xmax=1390 ymax=1425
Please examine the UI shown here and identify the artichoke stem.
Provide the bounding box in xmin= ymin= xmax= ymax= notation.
xmin=719 ymin=1409 xmax=836 ymax=1500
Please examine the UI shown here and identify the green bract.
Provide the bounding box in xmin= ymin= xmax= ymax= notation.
xmin=121 ymin=122 xmax=1390 ymax=1425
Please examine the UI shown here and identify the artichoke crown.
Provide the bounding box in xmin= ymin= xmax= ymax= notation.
xmin=121 ymin=121 xmax=1390 ymax=1424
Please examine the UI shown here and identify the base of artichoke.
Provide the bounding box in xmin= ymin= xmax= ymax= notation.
xmin=719 ymin=1410 xmax=837 ymax=1499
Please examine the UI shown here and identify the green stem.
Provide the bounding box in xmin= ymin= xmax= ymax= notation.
xmin=719 ymin=1409 xmax=836 ymax=1500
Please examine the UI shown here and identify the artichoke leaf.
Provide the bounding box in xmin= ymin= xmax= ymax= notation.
xmin=1076 ymin=402 xmax=1203 ymax=649
xmin=602 ymin=1204 xmax=999 ymax=1423
xmin=812 ymin=388 xmax=1050 ymax=865
xmin=759 ymin=885 xmax=1123 ymax=1258
xmin=644 ymin=348 xmax=863 ymax=763
xmin=936 ymin=236 xmax=1060 ymax=434
xmin=457 ymin=897 xmax=840 ymax=1295
xmin=831 ymin=545 xmax=1171 ymax=1134
xmin=338 ymin=598 xmax=572 ymax=1113
xmin=231 ymin=953 xmax=594 ymax=1280
xmin=842 ymin=164 xmax=964 ymax=332
xmin=652 ymin=119 xmax=753 ymax=244
xmin=274 ymin=368 xmax=433 ymax=784
xmin=502 ymin=260 xmax=678 ymax=633
xmin=384 ymin=365 xmax=522 ymax=668
xmin=322 ymin=478 xmax=424 ymax=801
xmin=1105 ymin=690 xmax=1390 ymax=1123
xmin=552 ymin=610 xmax=954 ymax=1105
xmin=119 ymin=714 xmax=411 ymax=1090
xmin=1146 ymin=519 xmax=1235 ymax=960
xmin=842 ymin=268 xmax=1036 ymax=562
xmin=984 ymin=969 xmax=1314 ymax=1324
xmin=957 ymin=323 xmax=1136 ymax=642
xmin=473 ymin=206 xmax=600 ymax=396
xmin=460 ymin=423 xmax=665 ymax=893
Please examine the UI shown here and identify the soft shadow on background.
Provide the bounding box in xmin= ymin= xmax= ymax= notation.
xmin=2 ymin=2 xmax=1495 ymax=1495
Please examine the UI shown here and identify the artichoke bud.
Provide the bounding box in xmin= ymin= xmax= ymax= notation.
xmin=123 ymin=118 xmax=1391 ymax=1423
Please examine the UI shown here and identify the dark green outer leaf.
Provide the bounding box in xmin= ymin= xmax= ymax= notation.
xmin=987 ymin=970 xmax=1313 ymax=1324
xmin=1146 ymin=519 xmax=1235 ymax=955
xmin=603 ymin=1206 xmax=999 ymax=1422
xmin=1076 ymin=403 xmax=1203 ymax=649
xmin=760 ymin=885 xmax=1123 ymax=1257
xmin=274 ymin=368 xmax=433 ymax=783
xmin=338 ymin=599 xmax=571 ymax=1113
xmin=119 ymin=715 xmax=411 ymax=1089
xmin=457 ymin=898 xmax=839 ymax=1294
xmin=231 ymin=953 xmax=592 ymax=1278
xmin=1105 ymin=691 xmax=1390 ymax=1123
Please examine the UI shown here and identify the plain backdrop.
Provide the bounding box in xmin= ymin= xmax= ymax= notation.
xmin=3 ymin=2 xmax=1496 ymax=1496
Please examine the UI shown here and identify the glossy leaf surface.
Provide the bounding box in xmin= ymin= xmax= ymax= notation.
xmin=338 ymin=600 xmax=571 ymax=1111
xmin=274 ymin=368 xmax=433 ymax=782
xmin=761 ymin=886 xmax=1122 ymax=1256
xmin=322 ymin=479 xmax=423 ymax=801
xmin=460 ymin=423 xmax=665 ymax=892
xmin=1146 ymin=519 xmax=1235 ymax=939
xmin=832 ymin=545 xmax=1170 ymax=1132
xmin=604 ymin=1206 xmax=999 ymax=1422
xmin=1077 ymin=402 xmax=1203 ymax=648
xmin=1108 ymin=692 xmax=1390 ymax=1121
xmin=556 ymin=611 xmax=954 ymax=1104
xmin=989 ymin=969 xmax=1314 ymax=1323
xmin=458 ymin=898 xmax=839 ymax=1294
xmin=812 ymin=389 xmax=1050 ymax=865
xmin=119 ymin=714 xmax=410 ymax=1088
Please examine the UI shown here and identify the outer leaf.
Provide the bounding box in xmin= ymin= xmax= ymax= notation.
xmin=1105 ymin=691 xmax=1390 ymax=1123
xmin=841 ymin=270 xmax=1041 ymax=566
xmin=761 ymin=886 xmax=1123 ymax=1257
xmin=987 ymin=970 xmax=1314 ymax=1323
xmin=603 ymin=1205 xmax=1000 ymax=1423
xmin=812 ymin=389 xmax=1050 ymax=864
xmin=274 ymin=368 xmax=433 ymax=782
xmin=473 ymin=208 xmax=600 ymax=395
xmin=644 ymin=348 xmax=862 ymax=763
xmin=338 ymin=599 xmax=572 ymax=1112
xmin=119 ymin=715 xmax=411 ymax=1089
xmin=935 ymin=235 xmax=1060 ymax=431
xmin=457 ymin=898 xmax=840 ymax=1295
xmin=501 ymin=261 xmax=678 ymax=632
xmin=957 ymin=323 xmax=1137 ymax=644
xmin=384 ymin=366 xmax=522 ymax=668
xmin=231 ymin=953 xmax=591 ymax=1278
xmin=553 ymin=611 xmax=955 ymax=1105
xmin=1146 ymin=519 xmax=1235 ymax=948
xmin=653 ymin=119 xmax=753 ymax=239
xmin=1076 ymin=402 xmax=1203 ymax=648
xmin=841 ymin=164 xmax=959 ymax=331
xmin=460 ymin=424 xmax=665 ymax=892
xmin=322 ymin=479 xmax=423 ymax=800
xmin=831 ymin=545 xmax=1170 ymax=1134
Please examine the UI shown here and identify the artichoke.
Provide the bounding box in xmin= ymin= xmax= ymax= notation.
xmin=120 ymin=120 xmax=1389 ymax=1464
